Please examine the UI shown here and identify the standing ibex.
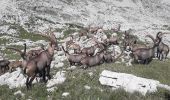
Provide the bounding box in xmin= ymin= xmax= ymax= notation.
xmin=155 ymin=32 xmax=169 ymax=60
xmin=129 ymin=40 xmax=147 ymax=51
xmin=7 ymin=33 xmax=58 ymax=89
xmin=132 ymin=35 xmax=160 ymax=64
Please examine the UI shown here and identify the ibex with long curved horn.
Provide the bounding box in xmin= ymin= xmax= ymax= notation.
xmin=7 ymin=33 xmax=58 ymax=89
xmin=155 ymin=32 xmax=169 ymax=60
xmin=132 ymin=35 xmax=160 ymax=64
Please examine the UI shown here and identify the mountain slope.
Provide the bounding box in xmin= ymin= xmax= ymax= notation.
xmin=0 ymin=0 xmax=170 ymax=34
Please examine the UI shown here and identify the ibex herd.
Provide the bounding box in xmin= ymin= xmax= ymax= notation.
xmin=0 ymin=25 xmax=169 ymax=89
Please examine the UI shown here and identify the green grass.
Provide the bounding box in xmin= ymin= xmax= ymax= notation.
xmin=47 ymin=59 xmax=170 ymax=100
xmin=18 ymin=26 xmax=48 ymax=42
xmin=63 ymin=29 xmax=77 ymax=38
xmin=0 ymin=26 xmax=170 ymax=100
xmin=0 ymin=38 xmax=9 ymax=45
xmin=0 ymin=59 xmax=170 ymax=100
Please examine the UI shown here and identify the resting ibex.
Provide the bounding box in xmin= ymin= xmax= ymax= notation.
xmin=81 ymin=43 xmax=100 ymax=56
xmin=103 ymin=49 xmax=123 ymax=63
xmin=80 ymin=49 xmax=105 ymax=69
xmin=62 ymin=46 xmax=86 ymax=66
xmin=7 ymin=33 xmax=58 ymax=89
xmin=122 ymin=31 xmax=140 ymax=50
xmin=132 ymin=35 xmax=160 ymax=64
xmin=105 ymin=35 xmax=119 ymax=45
xmin=0 ymin=60 xmax=10 ymax=73
xmin=69 ymin=43 xmax=81 ymax=54
xmin=155 ymin=32 xmax=169 ymax=60
xmin=111 ymin=24 xmax=121 ymax=33
xmin=81 ymin=40 xmax=106 ymax=56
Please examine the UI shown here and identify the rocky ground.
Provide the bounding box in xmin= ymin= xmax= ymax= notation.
xmin=0 ymin=27 xmax=170 ymax=99
xmin=0 ymin=0 xmax=170 ymax=99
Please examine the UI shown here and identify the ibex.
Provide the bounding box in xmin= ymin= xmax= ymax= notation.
xmin=111 ymin=24 xmax=121 ymax=33
xmin=105 ymin=35 xmax=119 ymax=45
xmin=80 ymin=50 xmax=105 ymax=69
xmin=62 ymin=46 xmax=86 ymax=66
xmin=7 ymin=33 xmax=58 ymax=89
xmin=103 ymin=50 xmax=123 ymax=63
xmin=26 ymin=44 xmax=45 ymax=59
xmin=89 ymin=26 xmax=101 ymax=34
xmin=132 ymin=35 xmax=160 ymax=64
xmin=129 ymin=40 xmax=147 ymax=51
xmin=69 ymin=43 xmax=81 ymax=54
xmin=155 ymin=32 xmax=169 ymax=60
xmin=81 ymin=40 xmax=106 ymax=56
xmin=0 ymin=59 xmax=10 ymax=74
xmin=8 ymin=60 xmax=22 ymax=72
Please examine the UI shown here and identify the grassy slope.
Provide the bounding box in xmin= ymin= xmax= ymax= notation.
xmin=0 ymin=27 xmax=170 ymax=100
xmin=0 ymin=60 xmax=170 ymax=100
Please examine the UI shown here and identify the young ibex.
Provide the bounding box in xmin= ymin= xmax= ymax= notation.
xmin=132 ymin=35 xmax=160 ymax=64
xmin=155 ymin=32 xmax=169 ymax=60
xmin=7 ymin=33 xmax=58 ymax=89
xmin=62 ymin=46 xmax=86 ymax=66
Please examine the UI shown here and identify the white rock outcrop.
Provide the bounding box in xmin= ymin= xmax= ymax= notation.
xmin=99 ymin=70 xmax=170 ymax=95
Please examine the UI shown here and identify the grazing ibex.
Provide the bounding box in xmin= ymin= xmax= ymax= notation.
xmin=7 ymin=33 xmax=58 ymax=89
xmin=132 ymin=35 xmax=160 ymax=64
xmin=155 ymin=32 xmax=169 ymax=60
xmin=62 ymin=46 xmax=86 ymax=66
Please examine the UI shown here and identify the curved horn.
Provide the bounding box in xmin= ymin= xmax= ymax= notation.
xmin=156 ymin=32 xmax=163 ymax=38
xmin=145 ymin=35 xmax=155 ymax=43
